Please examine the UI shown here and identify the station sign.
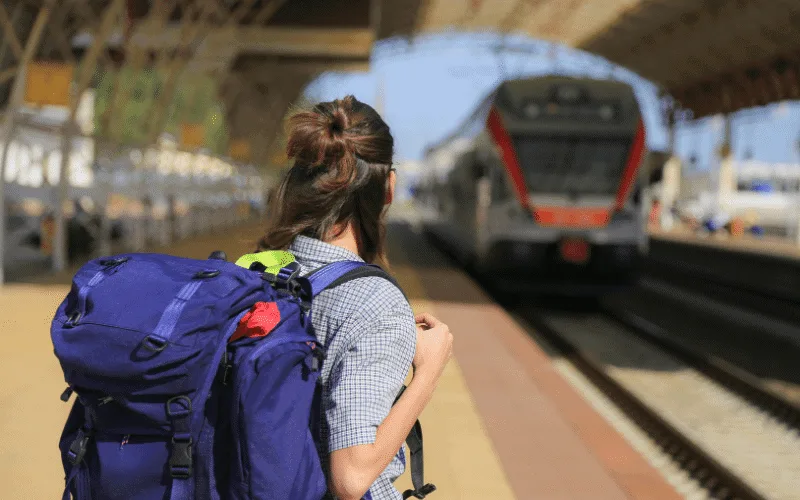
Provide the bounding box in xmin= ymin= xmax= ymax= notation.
xmin=179 ymin=123 xmax=205 ymax=148
xmin=24 ymin=62 xmax=74 ymax=107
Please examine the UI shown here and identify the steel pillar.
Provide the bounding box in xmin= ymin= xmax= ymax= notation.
xmin=52 ymin=0 xmax=125 ymax=272
xmin=0 ymin=5 xmax=51 ymax=284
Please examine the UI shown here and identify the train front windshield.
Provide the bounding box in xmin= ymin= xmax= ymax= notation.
xmin=512 ymin=136 xmax=631 ymax=195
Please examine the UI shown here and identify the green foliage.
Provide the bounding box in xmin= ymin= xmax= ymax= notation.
xmin=94 ymin=68 xmax=228 ymax=154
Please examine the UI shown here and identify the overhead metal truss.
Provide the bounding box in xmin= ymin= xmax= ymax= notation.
xmin=378 ymin=0 xmax=800 ymax=119
xmin=0 ymin=0 xmax=378 ymax=283
xmin=580 ymin=0 xmax=800 ymax=118
xmin=3 ymin=0 xmax=797 ymax=157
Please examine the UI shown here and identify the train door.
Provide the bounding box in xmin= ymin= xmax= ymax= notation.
xmin=448 ymin=153 xmax=479 ymax=260
xmin=474 ymin=161 xmax=491 ymax=256
xmin=454 ymin=163 xmax=473 ymax=241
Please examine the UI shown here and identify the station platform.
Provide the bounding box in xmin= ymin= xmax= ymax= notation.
xmin=651 ymin=227 xmax=800 ymax=260
xmin=0 ymin=213 xmax=680 ymax=499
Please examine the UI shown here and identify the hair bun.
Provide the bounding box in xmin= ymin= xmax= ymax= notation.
xmin=285 ymin=97 xmax=357 ymax=188
xmin=328 ymin=107 xmax=349 ymax=138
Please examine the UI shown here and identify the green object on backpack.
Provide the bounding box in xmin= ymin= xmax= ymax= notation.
xmin=234 ymin=250 xmax=296 ymax=274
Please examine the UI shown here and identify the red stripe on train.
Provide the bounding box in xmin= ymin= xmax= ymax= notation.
xmin=534 ymin=207 xmax=610 ymax=228
xmin=486 ymin=107 xmax=530 ymax=210
xmin=614 ymin=119 xmax=646 ymax=210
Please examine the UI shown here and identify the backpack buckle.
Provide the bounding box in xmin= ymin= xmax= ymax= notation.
xmin=403 ymin=483 xmax=436 ymax=499
xmin=207 ymin=250 xmax=227 ymax=261
xmin=60 ymin=385 xmax=74 ymax=402
xmin=169 ymin=435 xmax=193 ymax=478
xmin=67 ymin=429 xmax=93 ymax=466
xmin=275 ymin=262 xmax=301 ymax=286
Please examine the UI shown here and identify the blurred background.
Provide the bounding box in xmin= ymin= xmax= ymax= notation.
xmin=2 ymin=1 xmax=800 ymax=499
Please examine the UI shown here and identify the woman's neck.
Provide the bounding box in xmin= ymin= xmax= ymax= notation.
xmin=325 ymin=223 xmax=361 ymax=257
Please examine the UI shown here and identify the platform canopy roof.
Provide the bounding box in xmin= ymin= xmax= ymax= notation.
xmin=2 ymin=0 xmax=799 ymax=165
xmin=383 ymin=0 xmax=800 ymax=119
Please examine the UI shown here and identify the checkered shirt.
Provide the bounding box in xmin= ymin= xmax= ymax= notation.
xmin=289 ymin=235 xmax=416 ymax=500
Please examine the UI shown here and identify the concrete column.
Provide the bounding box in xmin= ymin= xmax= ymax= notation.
xmin=717 ymin=114 xmax=736 ymax=217
xmin=52 ymin=125 xmax=74 ymax=271
xmin=661 ymin=109 xmax=679 ymax=230
xmin=660 ymin=156 xmax=682 ymax=230
xmin=95 ymin=159 xmax=112 ymax=257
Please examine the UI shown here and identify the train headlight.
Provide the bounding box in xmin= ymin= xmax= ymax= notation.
xmin=599 ymin=105 xmax=615 ymax=121
xmin=524 ymin=103 xmax=541 ymax=118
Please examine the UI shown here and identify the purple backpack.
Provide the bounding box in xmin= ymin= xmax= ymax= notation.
xmin=52 ymin=251 xmax=435 ymax=500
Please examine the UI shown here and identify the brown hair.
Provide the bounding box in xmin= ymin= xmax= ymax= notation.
xmin=258 ymin=95 xmax=394 ymax=264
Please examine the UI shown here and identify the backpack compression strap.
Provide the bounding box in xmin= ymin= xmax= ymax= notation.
xmin=394 ymin=386 xmax=436 ymax=500
xmin=308 ymin=262 xmax=435 ymax=499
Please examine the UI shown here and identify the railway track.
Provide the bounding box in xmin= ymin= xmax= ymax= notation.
xmin=603 ymin=306 xmax=800 ymax=432
xmin=518 ymin=308 xmax=800 ymax=500
xmin=519 ymin=310 xmax=765 ymax=500
xmin=425 ymin=226 xmax=800 ymax=499
xmin=624 ymin=270 xmax=800 ymax=406
xmin=642 ymin=258 xmax=800 ymax=327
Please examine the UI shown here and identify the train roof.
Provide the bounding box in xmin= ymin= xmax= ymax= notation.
xmin=497 ymin=76 xmax=637 ymax=111
xmin=498 ymin=75 xmax=635 ymax=92
xmin=424 ymin=75 xmax=638 ymax=156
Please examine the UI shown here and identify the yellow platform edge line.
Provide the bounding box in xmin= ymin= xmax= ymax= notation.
xmin=391 ymin=271 xmax=517 ymax=497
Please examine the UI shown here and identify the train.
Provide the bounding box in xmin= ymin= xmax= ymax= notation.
xmin=417 ymin=75 xmax=649 ymax=294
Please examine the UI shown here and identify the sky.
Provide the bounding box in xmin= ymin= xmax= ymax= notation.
xmin=304 ymin=33 xmax=800 ymax=169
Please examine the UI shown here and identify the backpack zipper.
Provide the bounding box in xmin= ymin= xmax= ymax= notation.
xmin=119 ymin=434 xmax=130 ymax=450
xmin=221 ymin=350 xmax=232 ymax=386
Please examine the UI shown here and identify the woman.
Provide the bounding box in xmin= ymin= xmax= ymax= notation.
xmin=257 ymin=95 xmax=453 ymax=500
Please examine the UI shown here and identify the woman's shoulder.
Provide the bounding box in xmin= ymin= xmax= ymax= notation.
xmin=316 ymin=272 xmax=412 ymax=323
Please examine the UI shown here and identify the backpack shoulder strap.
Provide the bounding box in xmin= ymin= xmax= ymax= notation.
xmin=305 ymin=261 xmax=407 ymax=301
xmin=305 ymin=261 xmax=374 ymax=297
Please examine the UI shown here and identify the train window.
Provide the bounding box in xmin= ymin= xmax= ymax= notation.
xmin=450 ymin=181 xmax=461 ymax=201
xmin=512 ymin=136 xmax=631 ymax=195
xmin=491 ymin=168 xmax=510 ymax=201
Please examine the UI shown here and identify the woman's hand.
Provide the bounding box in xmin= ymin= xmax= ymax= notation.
xmin=413 ymin=313 xmax=453 ymax=381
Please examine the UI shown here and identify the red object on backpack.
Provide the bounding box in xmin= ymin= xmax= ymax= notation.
xmin=229 ymin=302 xmax=281 ymax=343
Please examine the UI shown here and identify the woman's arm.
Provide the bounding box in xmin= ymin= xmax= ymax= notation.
xmin=329 ymin=313 xmax=453 ymax=500
xmin=328 ymin=370 xmax=437 ymax=499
